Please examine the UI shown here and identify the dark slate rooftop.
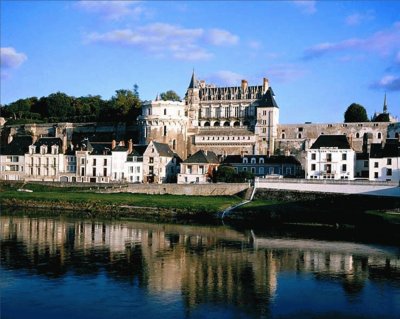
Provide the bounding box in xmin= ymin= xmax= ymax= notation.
xmin=223 ymin=155 xmax=301 ymax=165
xmin=356 ymin=152 xmax=369 ymax=160
xmin=258 ymin=88 xmax=279 ymax=108
xmin=130 ymin=145 xmax=147 ymax=157
xmin=1 ymin=135 xmax=33 ymax=155
xmin=370 ymin=139 xmax=400 ymax=158
xmin=33 ymin=137 xmax=63 ymax=153
xmin=183 ymin=150 xmax=219 ymax=164
xmin=310 ymin=135 xmax=351 ymax=149
xmin=153 ymin=141 xmax=175 ymax=157
xmin=89 ymin=142 xmax=112 ymax=155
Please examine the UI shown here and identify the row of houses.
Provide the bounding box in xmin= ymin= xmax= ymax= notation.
xmin=0 ymin=135 xmax=302 ymax=184
xmin=306 ymin=135 xmax=400 ymax=182
xmin=2 ymin=133 xmax=398 ymax=184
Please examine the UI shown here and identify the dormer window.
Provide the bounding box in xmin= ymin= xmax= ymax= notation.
xmin=251 ymin=158 xmax=256 ymax=164
xmin=51 ymin=145 xmax=59 ymax=155
xmin=40 ymin=145 xmax=47 ymax=155
xmin=243 ymin=158 xmax=248 ymax=164
xmin=259 ymin=158 xmax=264 ymax=164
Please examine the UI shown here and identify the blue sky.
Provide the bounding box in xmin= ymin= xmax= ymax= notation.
xmin=1 ymin=0 xmax=399 ymax=123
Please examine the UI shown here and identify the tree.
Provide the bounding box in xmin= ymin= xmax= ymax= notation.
xmin=45 ymin=92 xmax=74 ymax=120
xmin=160 ymin=90 xmax=181 ymax=101
xmin=213 ymin=165 xmax=254 ymax=183
xmin=7 ymin=99 xmax=31 ymax=120
xmin=344 ymin=103 xmax=369 ymax=123
xmin=373 ymin=113 xmax=390 ymax=122
xmin=108 ymin=89 xmax=141 ymax=121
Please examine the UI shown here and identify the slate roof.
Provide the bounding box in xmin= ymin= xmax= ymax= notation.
xmin=258 ymin=88 xmax=279 ymax=108
xmin=33 ymin=137 xmax=63 ymax=153
xmin=183 ymin=150 xmax=219 ymax=164
xmin=223 ymin=155 xmax=301 ymax=165
xmin=310 ymin=135 xmax=351 ymax=149
xmin=89 ymin=142 xmax=112 ymax=155
xmin=130 ymin=145 xmax=147 ymax=156
xmin=152 ymin=141 xmax=175 ymax=157
xmin=1 ymin=135 xmax=33 ymax=155
xmin=356 ymin=152 xmax=369 ymax=160
xmin=370 ymin=139 xmax=400 ymax=158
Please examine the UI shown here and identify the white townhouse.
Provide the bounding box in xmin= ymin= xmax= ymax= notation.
xmin=369 ymin=139 xmax=400 ymax=182
xmin=307 ymin=135 xmax=355 ymax=180
xmin=0 ymin=135 xmax=33 ymax=181
xmin=24 ymin=137 xmax=66 ymax=182
xmin=125 ymin=144 xmax=146 ymax=183
xmin=143 ymin=141 xmax=181 ymax=183
xmin=178 ymin=150 xmax=220 ymax=184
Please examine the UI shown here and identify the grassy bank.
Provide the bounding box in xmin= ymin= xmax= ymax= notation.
xmin=0 ymin=183 xmax=242 ymax=220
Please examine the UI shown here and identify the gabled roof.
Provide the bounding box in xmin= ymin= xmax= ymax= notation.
xmin=370 ymin=139 xmax=400 ymax=158
xmin=89 ymin=142 xmax=112 ymax=155
xmin=152 ymin=141 xmax=175 ymax=157
xmin=223 ymin=155 xmax=301 ymax=165
xmin=33 ymin=137 xmax=63 ymax=153
xmin=310 ymin=135 xmax=351 ymax=149
xmin=188 ymin=71 xmax=198 ymax=89
xmin=183 ymin=150 xmax=219 ymax=164
xmin=130 ymin=145 xmax=147 ymax=156
xmin=1 ymin=135 xmax=33 ymax=155
xmin=258 ymin=87 xmax=279 ymax=108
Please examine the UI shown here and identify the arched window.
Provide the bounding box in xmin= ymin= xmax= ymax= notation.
xmin=214 ymin=122 xmax=220 ymax=127
xmin=281 ymin=133 xmax=286 ymax=139
xmin=251 ymin=158 xmax=256 ymax=164
xmin=224 ymin=121 xmax=230 ymax=127
xmin=377 ymin=132 xmax=382 ymax=139
xmin=233 ymin=121 xmax=240 ymax=127
xmin=163 ymin=126 xmax=167 ymax=136
xmin=204 ymin=122 xmax=210 ymax=127
xmin=172 ymin=139 xmax=176 ymax=150
xmin=243 ymin=158 xmax=248 ymax=164
xmin=356 ymin=133 xmax=360 ymax=138
xmin=259 ymin=158 xmax=264 ymax=164
xmin=298 ymin=133 xmax=302 ymax=139
xmin=164 ymin=109 xmax=167 ymax=115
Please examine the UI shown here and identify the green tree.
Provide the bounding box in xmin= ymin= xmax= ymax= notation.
xmin=344 ymin=103 xmax=369 ymax=123
xmin=45 ymin=92 xmax=74 ymax=120
xmin=160 ymin=90 xmax=181 ymax=101
xmin=373 ymin=113 xmax=390 ymax=122
xmin=7 ymin=99 xmax=31 ymax=120
xmin=108 ymin=89 xmax=141 ymax=121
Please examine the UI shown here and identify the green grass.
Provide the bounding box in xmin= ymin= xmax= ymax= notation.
xmin=365 ymin=210 xmax=400 ymax=224
xmin=0 ymin=183 xmax=242 ymax=213
xmin=235 ymin=199 xmax=283 ymax=211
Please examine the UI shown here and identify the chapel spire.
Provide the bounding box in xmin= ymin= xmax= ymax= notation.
xmin=383 ymin=92 xmax=388 ymax=113
xmin=188 ymin=69 xmax=198 ymax=89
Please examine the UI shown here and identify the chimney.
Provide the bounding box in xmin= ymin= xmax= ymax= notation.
xmin=241 ymin=79 xmax=248 ymax=92
xmin=263 ymin=78 xmax=269 ymax=93
xmin=112 ymin=139 xmax=116 ymax=150
xmin=128 ymin=139 xmax=133 ymax=154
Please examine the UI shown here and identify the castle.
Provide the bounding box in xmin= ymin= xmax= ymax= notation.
xmin=139 ymin=72 xmax=399 ymax=166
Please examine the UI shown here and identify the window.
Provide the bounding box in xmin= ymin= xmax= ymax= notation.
xmin=149 ymin=157 xmax=154 ymax=163
xmin=163 ymin=126 xmax=167 ymax=136
xmin=342 ymin=154 xmax=347 ymax=160
xmin=164 ymin=109 xmax=167 ymax=115
xmin=259 ymin=167 xmax=264 ymax=174
xmin=259 ymin=158 xmax=264 ymax=164
xmin=104 ymin=159 xmax=107 ymax=166
xmin=311 ymin=153 xmax=316 ymax=160
xmin=377 ymin=132 xmax=382 ymax=139
xmin=356 ymin=133 xmax=360 ymax=138
xmin=342 ymin=164 xmax=347 ymax=172
xmin=251 ymin=167 xmax=256 ymax=174
xmin=374 ymin=172 xmax=378 ymax=178
xmin=81 ymin=158 xmax=85 ymax=165
xmin=387 ymin=158 xmax=392 ymax=165
xmin=93 ymin=168 xmax=96 ymax=176
xmin=298 ymin=127 xmax=303 ymax=132
xmin=93 ymin=159 xmax=97 ymax=166
xmin=199 ymin=166 xmax=204 ymax=174
xmin=387 ymin=168 xmax=392 ymax=176
xmin=364 ymin=161 xmax=368 ymax=168
xmin=298 ymin=133 xmax=302 ymax=139
xmin=326 ymin=154 xmax=332 ymax=162
xmin=374 ymin=162 xmax=379 ymax=168
xmin=251 ymin=158 xmax=256 ymax=164
xmin=281 ymin=133 xmax=286 ymax=139
xmin=311 ymin=164 xmax=316 ymax=170
xmin=187 ymin=165 xmax=192 ymax=174
xmin=243 ymin=158 xmax=248 ymax=164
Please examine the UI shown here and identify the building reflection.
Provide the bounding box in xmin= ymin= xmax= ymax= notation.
xmin=1 ymin=216 xmax=399 ymax=315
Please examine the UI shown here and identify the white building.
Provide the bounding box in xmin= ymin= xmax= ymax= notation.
xmin=307 ymin=135 xmax=355 ymax=180
xmin=0 ymin=136 xmax=32 ymax=181
xmin=24 ymin=137 xmax=66 ymax=182
xmin=178 ymin=150 xmax=219 ymax=184
xmin=143 ymin=141 xmax=180 ymax=183
xmin=369 ymin=139 xmax=400 ymax=182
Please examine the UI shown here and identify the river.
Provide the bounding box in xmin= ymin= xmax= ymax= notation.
xmin=1 ymin=213 xmax=399 ymax=318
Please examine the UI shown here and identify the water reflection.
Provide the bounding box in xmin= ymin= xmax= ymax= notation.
xmin=1 ymin=215 xmax=399 ymax=318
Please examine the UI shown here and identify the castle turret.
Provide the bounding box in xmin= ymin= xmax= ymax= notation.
xmin=383 ymin=92 xmax=388 ymax=113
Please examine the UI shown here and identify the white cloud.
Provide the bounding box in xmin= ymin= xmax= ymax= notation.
xmin=206 ymin=70 xmax=245 ymax=86
xmin=205 ymin=29 xmax=239 ymax=46
xmin=76 ymin=0 xmax=144 ymax=20
xmin=304 ymin=22 xmax=400 ymax=60
xmin=371 ymin=75 xmax=400 ymax=91
xmin=85 ymin=23 xmax=238 ymax=61
xmin=0 ymin=47 xmax=27 ymax=69
xmin=248 ymin=40 xmax=262 ymax=50
xmin=293 ymin=0 xmax=317 ymax=15
xmin=345 ymin=11 xmax=375 ymax=26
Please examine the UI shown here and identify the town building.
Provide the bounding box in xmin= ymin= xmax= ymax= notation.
xmin=0 ymin=135 xmax=32 ymax=181
xmin=142 ymin=141 xmax=181 ymax=183
xmin=177 ymin=150 xmax=219 ymax=184
xmin=369 ymin=139 xmax=400 ymax=182
xmin=222 ymin=154 xmax=301 ymax=177
xmin=306 ymin=135 xmax=355 ymax=180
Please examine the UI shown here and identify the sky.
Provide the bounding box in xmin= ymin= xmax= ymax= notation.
xmin=1 ymin=0 xmax=400 ymax=124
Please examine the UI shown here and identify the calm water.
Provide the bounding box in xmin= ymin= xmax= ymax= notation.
xmin=1 ymin=214 xmax=400 ymax=319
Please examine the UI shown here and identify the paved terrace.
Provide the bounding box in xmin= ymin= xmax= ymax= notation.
xmin=255 ymin=178 xmax=400 ymax=197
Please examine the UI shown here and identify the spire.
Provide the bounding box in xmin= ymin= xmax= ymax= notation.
xmin=188 ymin=69 xmax=198 ymax=89
xmin=383 ymin=92 xmax=388 ymax=113
xmin=155 ymin=93 xmax=161 ymax=101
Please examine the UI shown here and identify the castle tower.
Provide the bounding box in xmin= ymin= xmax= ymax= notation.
xmin=254 ymin=78 xmax=279 ymax=155
xmin=185 ymin=70 xmax=200 ymax=129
